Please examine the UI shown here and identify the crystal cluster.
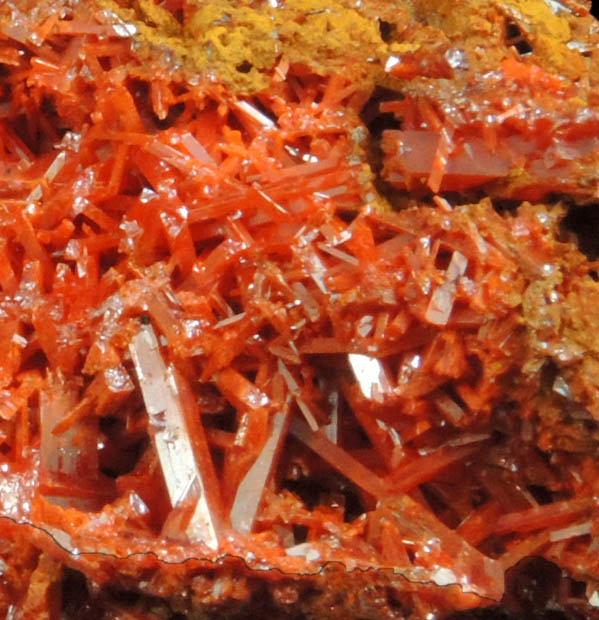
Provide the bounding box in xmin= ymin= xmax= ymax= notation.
xmin=0 ymin=0 xmax=599 ymax=618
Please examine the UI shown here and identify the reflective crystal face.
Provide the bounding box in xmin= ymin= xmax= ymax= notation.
xmin=0 ymin=0 xmax=599 ymax=618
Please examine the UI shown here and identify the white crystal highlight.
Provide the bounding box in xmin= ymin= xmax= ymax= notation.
xmin=425 ymin=251 xmax=468 ymax=326
xmin=230 ymin=410 xmax=289 ymax=533
xmin=130 ymin=324 xmax=219 ymax=550
xmin=348 ymin=353 xmax=391 ymax=402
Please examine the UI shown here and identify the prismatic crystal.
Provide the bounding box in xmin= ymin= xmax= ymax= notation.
xmin=1 ymin=0 xmax=599 ymax=618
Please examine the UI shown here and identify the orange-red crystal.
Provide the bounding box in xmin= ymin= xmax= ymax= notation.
xmin=1 ymin=1 xmax=599 ymax=618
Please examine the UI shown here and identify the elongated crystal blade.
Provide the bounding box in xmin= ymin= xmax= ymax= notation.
xmin=230 ymin=410 xmax=289 ymax=533
xmin=426 ymin=251 xmax=468 ymax=326
xmin=40 ymin=376 xmax=79 ymax=477
xmin=39 ymin=372 xmax=101 ymax=510
xmin=130 ymin=323 xmax=219 ymax=550
xmin=290 ymin=417 xmax=388 ymax=499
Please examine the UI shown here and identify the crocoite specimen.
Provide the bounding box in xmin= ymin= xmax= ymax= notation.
xmin=1 ymin=0 xmax=599 ymax=618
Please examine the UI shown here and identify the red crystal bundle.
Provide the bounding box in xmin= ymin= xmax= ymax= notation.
xmin=382 ymin=56 xmax=599 ymax=199
xmin=1 ymin=1 xmax=599 ymax=618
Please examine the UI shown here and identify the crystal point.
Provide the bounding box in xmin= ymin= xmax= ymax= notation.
xmin=130 ymin=324 xmax=220 ymax=549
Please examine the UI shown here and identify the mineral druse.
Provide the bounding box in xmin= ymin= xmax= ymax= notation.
xmin=1 ymin=0 xmax=599 ymax=618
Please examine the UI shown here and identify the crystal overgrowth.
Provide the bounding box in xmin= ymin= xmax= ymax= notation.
xmin=0 ymin=0 xmax=599 ymax=618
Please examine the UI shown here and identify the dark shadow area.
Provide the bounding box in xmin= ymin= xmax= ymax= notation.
xmin=448 ymin=557 xmax=591 ymax=620
xmin=562 ymin=205 xmax=599 ymax=260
